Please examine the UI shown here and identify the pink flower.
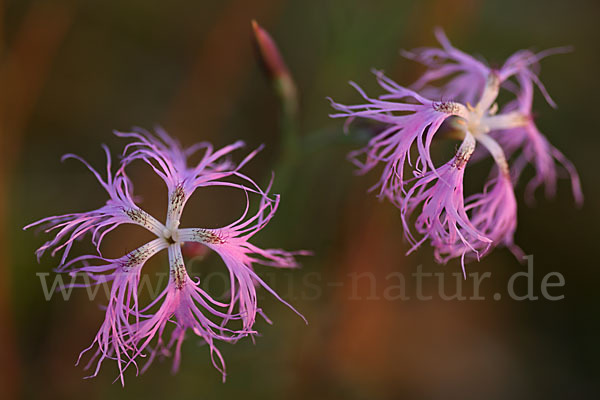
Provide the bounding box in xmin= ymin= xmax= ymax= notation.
xmin=329 ymin=71 xmax=468 ymax=201
xmin=330 ymin=29 xmax=582 ymax=270
xmin=25 ymin=128 xmax=307 ymax=385
xmin=492 ymin=72 xmax=583 ymax=205
xmin=401 ymin=133 xmax=491 ymax=276
xmin=401 ymin=28 xmax=490 ymax=105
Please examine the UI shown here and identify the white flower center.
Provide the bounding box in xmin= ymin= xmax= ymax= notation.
xmin=452 ymin=72 xmax=528 ymax=140
xmin=162 ymin=223 xmax=180 ymax=244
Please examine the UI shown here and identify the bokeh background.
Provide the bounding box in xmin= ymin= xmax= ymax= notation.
xmin=2 ymin=0 xmax=600 ymax=399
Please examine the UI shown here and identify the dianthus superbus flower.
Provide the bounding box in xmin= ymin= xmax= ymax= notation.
xmin=25 ymin=128 xmax=307 ymax=385
xmin=330 ymin=29 xmax=582 ymax=273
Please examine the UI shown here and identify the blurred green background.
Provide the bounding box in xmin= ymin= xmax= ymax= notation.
xmin=2 ymin=0 xmax=600 ymax=399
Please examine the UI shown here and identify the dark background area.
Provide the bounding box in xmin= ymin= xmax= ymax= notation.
xmin=1 ymin=0 xmax=599 ymax=399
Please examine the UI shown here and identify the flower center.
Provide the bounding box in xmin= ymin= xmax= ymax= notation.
xmin=162 ymin=225 xmax=180 ymax=244
xmin=465 ymin=106 xmax=489 ymax=137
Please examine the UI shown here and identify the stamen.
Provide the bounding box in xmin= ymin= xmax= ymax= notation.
xmin=120 ymin=238 xmax=166 ymax=270
xmin=168 ymin=245 xmax=187 ymax=290
xmin=123 ymin=207 xmax=165 ymax=236
xmin=177 ymin=228 xmax=226 ymax=244
xmin=166 ymin=184 xmax=186 ymax=231
xmin=433 ymin=101 xmax=460 ymax=114
xmin=452 ymin=131 xmax=476 ymax=169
